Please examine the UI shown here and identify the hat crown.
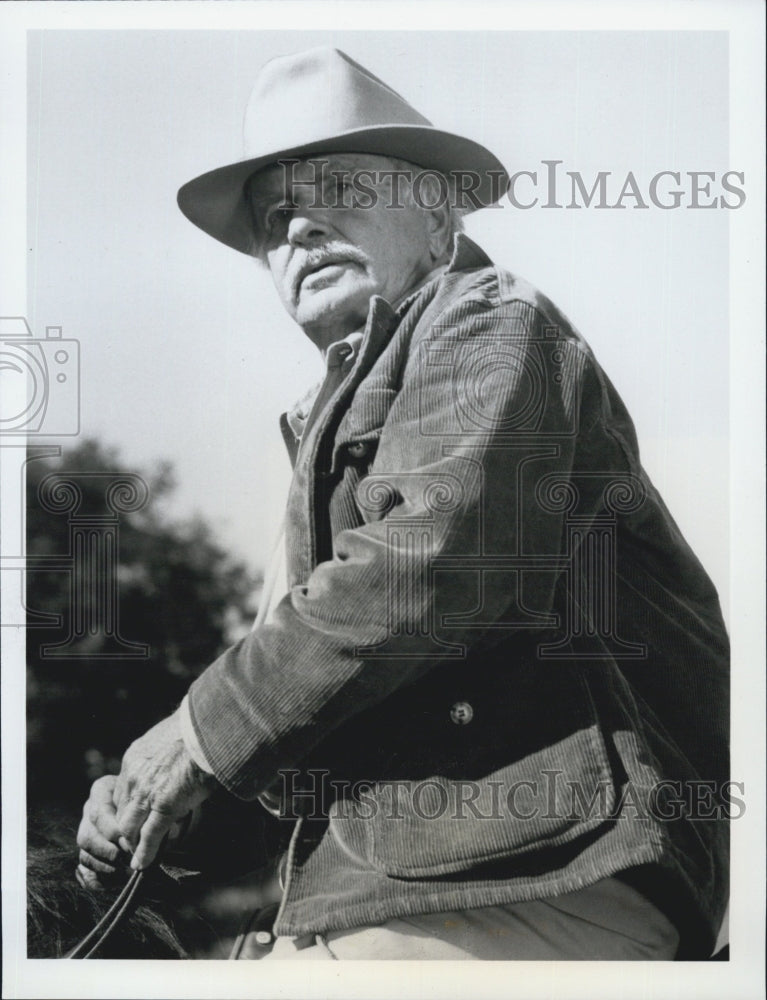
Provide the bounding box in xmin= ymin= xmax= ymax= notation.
xmin=177 ymin=46 xmax=508 ymax=254
xmin=243 ymin=47 xmax=432 ymax=159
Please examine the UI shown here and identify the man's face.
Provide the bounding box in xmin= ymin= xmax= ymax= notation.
xmin=249 ymin=155 xmax=440 ymax=351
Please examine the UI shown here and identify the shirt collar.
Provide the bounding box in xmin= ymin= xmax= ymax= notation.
xmin=285 ymin=330 xmax=365 ymax=439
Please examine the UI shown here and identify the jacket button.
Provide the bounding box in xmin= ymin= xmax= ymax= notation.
xmin=347 ymin=441 xmax=370 ymax=459
xmin=255 ymin=930 xmax=273 ymax=946
xmin=450 ymin=701 xmax=473 ymax=725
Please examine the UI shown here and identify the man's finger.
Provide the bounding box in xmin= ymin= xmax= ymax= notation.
xmin=112 ymin=769 xmax=130 ymax=813
xmin=116 ymin=795 xmax=153 ymax=849
xmin=76 ymin=815 xmax=122 ymax=865
xmin=76 ymin=864 xmax=101 ymax=890
xmin=90 ymin=774 xmax=118 ymax=802
xmin=131 ymin=810 xmax=173 ymax=871
xmin=88 ymin=804 xmax=121 ymax=837
xmin=86 ymin=802 xmax=122 ymax=844
xmin=82 ymin=774 xmax=124 ymax=843
xmin=78 ymin=848 xmax=117 ymax=875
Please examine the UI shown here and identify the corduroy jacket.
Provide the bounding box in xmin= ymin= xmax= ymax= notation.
xmin=187 ymin=234 xmax=729 ymax=958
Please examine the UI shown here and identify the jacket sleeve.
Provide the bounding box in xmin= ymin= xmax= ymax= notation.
xmin=186 ymin=290 xmax=607 ymax=799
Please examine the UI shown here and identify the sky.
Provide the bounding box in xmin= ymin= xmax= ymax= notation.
xmin=24 ymin=28 xmax=731 ymax=614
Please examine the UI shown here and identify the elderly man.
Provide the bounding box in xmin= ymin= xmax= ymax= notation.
xmin=77 ymin=47 xmax=729 ymax=960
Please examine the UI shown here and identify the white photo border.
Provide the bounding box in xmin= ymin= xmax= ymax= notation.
xmin=2 ymin=2 xmax=764 ymax=998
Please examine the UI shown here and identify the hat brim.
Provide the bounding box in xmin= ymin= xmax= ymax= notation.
xmin=177 ymin=125 xmax=508 ymax=255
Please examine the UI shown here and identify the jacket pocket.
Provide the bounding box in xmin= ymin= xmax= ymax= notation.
xmin=330 ymin=386 xmax=398 ymax=475
xmin=365 ymin=670 xmax=619 ymax=879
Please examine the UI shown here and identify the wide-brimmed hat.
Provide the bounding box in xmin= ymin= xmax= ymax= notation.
xmin=177 ymin=47 xmax=508 ymax=255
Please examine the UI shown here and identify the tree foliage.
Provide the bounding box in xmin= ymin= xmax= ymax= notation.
xmin=25 ymin=438 xmax=260 ymax=820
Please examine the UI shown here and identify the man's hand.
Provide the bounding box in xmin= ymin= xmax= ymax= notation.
xmin=77 ymin=711 xmax=218 ymax=880
xmin=76 ymin=773 xmax=125 ymax=887
xmin=113 ymin=711 xmax=219 ymax=870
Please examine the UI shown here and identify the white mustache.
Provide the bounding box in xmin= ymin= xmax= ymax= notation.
xmin=288 ymin=243 xmax=367 ymax=301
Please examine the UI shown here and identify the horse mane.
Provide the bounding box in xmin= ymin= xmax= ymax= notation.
xmin=27 ymin=841 xmax=189 ymax=959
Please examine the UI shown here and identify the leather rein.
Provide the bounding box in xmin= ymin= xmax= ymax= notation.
xmin=66 ymin=815 xmax=194 ymax=959
xmin=65 ymin=869 xmax=146 ymax=959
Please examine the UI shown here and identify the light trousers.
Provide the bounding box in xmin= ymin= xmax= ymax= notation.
xmin=252 ymin=877 xmax=680 ymax=961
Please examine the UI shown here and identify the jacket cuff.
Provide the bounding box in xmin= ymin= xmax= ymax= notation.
xmin=179 ymin=693 xmax=215 ymax=775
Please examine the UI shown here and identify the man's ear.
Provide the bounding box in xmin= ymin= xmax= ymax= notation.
xmin=426 ymin=204 xmax=452 ymax=262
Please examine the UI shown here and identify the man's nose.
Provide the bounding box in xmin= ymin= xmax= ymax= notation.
xmin=287 ymin=210 xmax=332 ymax=248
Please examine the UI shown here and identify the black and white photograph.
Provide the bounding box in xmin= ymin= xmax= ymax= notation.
xmin=1 ymin=2 xmax=764 ymax=998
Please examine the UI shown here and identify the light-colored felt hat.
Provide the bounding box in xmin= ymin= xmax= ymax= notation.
xmin=177 ymin=47 xmax=508 ymax=254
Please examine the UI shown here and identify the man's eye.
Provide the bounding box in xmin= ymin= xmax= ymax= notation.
xmin=264 ymin=205 xmax=295 ymax=231
xmin=326 ymin=176 xmax=353 ymax=204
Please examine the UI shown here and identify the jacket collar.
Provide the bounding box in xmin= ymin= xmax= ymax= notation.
xmin=387 ymin=232 xmax=494 ymax=318
xmin=445 ymin=231 xmax=494 ymax=274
